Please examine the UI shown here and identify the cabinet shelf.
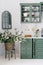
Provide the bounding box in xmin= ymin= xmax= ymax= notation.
xmin=22 ymin=10 xmax=30 ymax=13
xmin=22 ymin=16 xmax=29 ymax=18
xmin=32 ymin=16 xmax=40 ymax=18
xmin=32 ymin=10 xmax=40 ymax=12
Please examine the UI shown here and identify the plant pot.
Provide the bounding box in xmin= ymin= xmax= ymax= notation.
xmin=5 ymin=43 xmax=14 ymax=50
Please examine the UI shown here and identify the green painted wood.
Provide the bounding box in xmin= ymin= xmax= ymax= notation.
xmin=33 ymin=39 xmax=43 ymax=59
xmin=40 ymin=2 xmax=43 ymax=11
xmin=30 ymin=5 xmax=32 ymax=23
xmin=39 ymin=4 xmax=41 ymax=23
xmin=20 ymin=3 xmax=40 ymax=6
xmin=20 ymin=39 xmax=32 ymax=59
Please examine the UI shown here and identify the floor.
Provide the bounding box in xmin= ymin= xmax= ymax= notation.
xmin=0 ymin=56 xmax=43 ymax=65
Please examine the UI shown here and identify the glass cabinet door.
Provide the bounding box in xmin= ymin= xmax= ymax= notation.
xmin=21 ymin=4 xmax=31 ymax=23
xmin=31 ymin=3 xmax=41 ymax=23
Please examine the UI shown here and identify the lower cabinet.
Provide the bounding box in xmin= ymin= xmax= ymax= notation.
xmin=20 ymin=39 xmax=32 ymax=59
xmin=33 ymin=39 xmax=43 ymax=59
xmin=20 ymin=38 xmax=43 ymax=59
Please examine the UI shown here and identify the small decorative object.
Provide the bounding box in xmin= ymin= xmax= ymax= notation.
xmin=32 ymin=26 xmax=40 ymax=37
xmin=24 ymin=18 xmax=30 ymax=22
xmin=24 ymin=34 xmax=32 ymax=37
xmin=24 ymin=7 xmax=30 ymax=11
xmin=35 ymin=12 xmax=39 ymax=17
xmin=23 ymin=13 xmax=29 ymax=17
xmin=32 ymin=7 xmax=39 ymax=11
xmin=34 ymin=29 xmax=39 ymax=37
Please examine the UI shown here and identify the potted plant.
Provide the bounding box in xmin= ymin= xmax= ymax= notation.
xmin=0 ymin=29 xmax=24 ymax=50
xmin=1 ymin=31 xmax=15 ymax=50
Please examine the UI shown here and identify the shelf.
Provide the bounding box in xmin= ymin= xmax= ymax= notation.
xmin=21 ymin=21 xmax=30 ymax=23
xmin=22 ymin=11 xmax=30 ymax=12
xmin=32 ymin=10 xmax=40 ymax=12
xmin=32 ymin=16 xmax=40 ymax=18
xmin=22 ymin=16 xmax=29 ymax=18
xmin=31 ymin=21 xmax=40 ymax=23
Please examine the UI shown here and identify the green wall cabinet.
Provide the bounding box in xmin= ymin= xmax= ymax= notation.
xmin=20 ymin=3 xmax=41 ymax=23
xmin=20 ymin=39 xmax=32 ymax=59
xmin=20 ymin=38 xmax=43 ymax=59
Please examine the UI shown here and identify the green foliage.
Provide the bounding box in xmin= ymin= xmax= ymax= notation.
xmin=0 ymin=29 xmax=24 ymax=43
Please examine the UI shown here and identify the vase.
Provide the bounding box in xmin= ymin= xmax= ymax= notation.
xmin=5 ymin=43 xmax=14 ymax=50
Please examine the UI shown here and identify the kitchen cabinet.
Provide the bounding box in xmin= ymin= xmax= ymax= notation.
xmin=20 ymin=38 xmax=43 ymax=59
xmin=20 ymin=39 xmax=32 ymax=59
xmin=20 ymin=3 xmax=41 ymax=23
xmin=33 ymin=39 xmax=43 ymax=59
